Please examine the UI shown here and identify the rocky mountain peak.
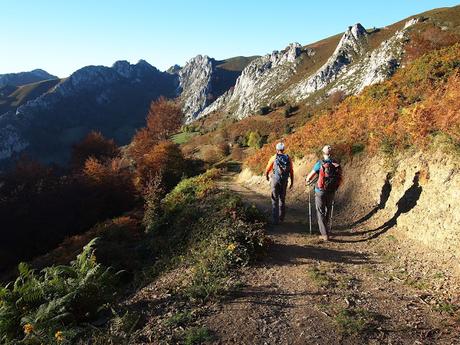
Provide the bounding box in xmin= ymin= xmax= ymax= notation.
xmin=350 ymin=23 xmax=367 ymax=39
xmin=167 ymin=64 xmax=182 ymax=75
xmin=178 ymin=55 xmax=214 ymax=121
xmin=335 ymin=23 xmax=368 ymax=56
xmin=30 ymin=69 xmax=56 ymax=79
xmin=277 ymin=42 xmax=303 ymax=64
xmin=112 ymin=59 xmax=158 ymax=79
xmin=288 ymin=23 xmax=368 ymax=100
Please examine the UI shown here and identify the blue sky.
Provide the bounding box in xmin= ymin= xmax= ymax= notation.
xmin=1 ymin=0 xmax=459 ymax=77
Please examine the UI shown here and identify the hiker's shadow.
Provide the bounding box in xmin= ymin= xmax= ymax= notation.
xmin=333 ymin=172 xmax=423 ymax=243
xmin=335 ymin=173 xmax=392 ymax=231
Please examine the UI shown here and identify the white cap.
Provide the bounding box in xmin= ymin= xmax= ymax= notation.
xmin=276 ymin=142 xmax=285 ymax=151
xmin=322 ymin=145 xmax=332 ymax=155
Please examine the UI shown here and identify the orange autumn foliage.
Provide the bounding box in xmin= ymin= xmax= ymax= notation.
xmin=134 ymin=140 xmax=186 ymax=191
xmin=129 ymin=97 xmax=183 ymax=161
xmin=71 ymin=131 xmax=119 ymax=170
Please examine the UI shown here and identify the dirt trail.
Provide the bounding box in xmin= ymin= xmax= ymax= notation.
xmin=202 ymin=176 xmax=460 ymax=344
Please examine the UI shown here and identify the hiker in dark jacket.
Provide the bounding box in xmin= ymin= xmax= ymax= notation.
xmin=265 ymin=142 xmax=294 ymax=224
xmin=306 ymin=145 xmax=342 ymax=240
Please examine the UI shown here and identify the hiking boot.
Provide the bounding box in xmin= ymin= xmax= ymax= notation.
xmin=319 ymin=235 xmax=329 ymax=241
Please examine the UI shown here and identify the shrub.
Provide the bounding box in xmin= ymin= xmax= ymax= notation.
xmin=258 ymin=105 xmax=272 ymax=115
xmin=129 ymin=97 xmax=183 ymax=161
xmin=0 ymin=157 xmax=136 ymax=271
xmin=142 ymin=173 xmax=164 ymax=233
xmin=200 ymin=145 xmax=226 ymax=164
xmin=0 ymin=240 xmax=121 ymax=345
xmin=247 ymin=131 xmax=263 ymax=149
xmin=284 ymin=124 xmax=293 ymax=134
xmin=144 ymin=170 xmax=267 ymax=302
xmin=134 ymin=140 xmax=186 ymax=191
xmin=405 ymin=24 xmax=460 ymax=62
xmin=284 ymin=104 xmax=298 ymax=118
xmin=71 ymin=131 xmax=119 ymax=171
xmin=82 ymin=157 xmax=137 ymax=217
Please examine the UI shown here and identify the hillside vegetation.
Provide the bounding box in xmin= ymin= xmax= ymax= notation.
xmin=0 ymin=169 xmax=267 ymax=344
xmin=246 ymin=43 xmax=460 ymax=173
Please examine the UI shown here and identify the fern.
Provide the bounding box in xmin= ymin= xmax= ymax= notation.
xmin=0 ymin=238 xmax=120 ymax=344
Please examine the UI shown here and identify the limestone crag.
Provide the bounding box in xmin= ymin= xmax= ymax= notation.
xmin=327 ymin=19 xmax=419 ymax=96
xmin=178 ymin=55 xmax=214 ymax=122
xmin=200 ymin=43 xmax=304 ymax=119
xmin=289 ymin=23 xmax=368 ymax=101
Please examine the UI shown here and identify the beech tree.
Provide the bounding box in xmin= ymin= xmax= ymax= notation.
xmin=130 ymin=97 xmax=183 ymax=161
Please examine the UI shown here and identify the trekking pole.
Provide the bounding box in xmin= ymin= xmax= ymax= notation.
xmin=306 ymin=178 xmax=312 ymax=235
xmin=330 ymin=201 xmax=335 ymax=232
xmin=308 ymin=186 xmax=312 ymax=235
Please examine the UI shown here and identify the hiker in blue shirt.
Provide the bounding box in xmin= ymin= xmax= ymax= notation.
xmin=265 ymin=142 xmax=294 ymax=224
xmin=306 ymin=145 xmax=342 ymax=240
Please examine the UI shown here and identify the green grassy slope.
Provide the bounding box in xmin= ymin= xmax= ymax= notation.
xmin=216 ymin=56 xmax=260 ymax=71
xmin=0 ymin=78 xmax=62 ymax=114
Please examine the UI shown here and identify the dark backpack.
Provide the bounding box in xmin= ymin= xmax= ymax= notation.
xmin=273 ymin=154 xmax=291 ymax=182
xmin=317 ymin=160 xmax=341 ymax=192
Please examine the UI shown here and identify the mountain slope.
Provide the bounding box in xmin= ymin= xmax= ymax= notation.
xmin=0 ymin=69 xmax=57 ymax=87
xmin=0 ymin=60 xmax=178 ymax=164
xmin=195 ymin=5 xmax=460 ymax=121
xmin=0 ymin=54 xmax=255 ymax=164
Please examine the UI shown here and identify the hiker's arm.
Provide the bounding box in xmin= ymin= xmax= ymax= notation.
xmin=265 ymin=156 xmax=275 ymax=181
xmin=289 ymin=159 xmax=294 ymax=188
xmin=306 ymin=170 xmax=317 ymax=184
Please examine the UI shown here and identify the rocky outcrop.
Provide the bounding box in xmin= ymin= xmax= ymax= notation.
xmin=0 ymin=69 xmax=57 ymax=87
xmin=178 ymin=55 xmax=214 ymax=122
xmin=289 ymin=24 xmax=368 ymax=100
xmin=0 ymin=124 xmax=29 ymax=160
xmin=199 ymin=43 xmax=305 ymax=119
xmin=289 ymin=20 xmax=419 ymax=101
xmin=178 ymin=55 xmax=250 ymax=122
xmin=327 ymin=19 xmax=419 ymax=95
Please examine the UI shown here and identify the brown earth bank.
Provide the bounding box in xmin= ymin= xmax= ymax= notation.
xmin=127 ymin=152 xmax=460 ymax=344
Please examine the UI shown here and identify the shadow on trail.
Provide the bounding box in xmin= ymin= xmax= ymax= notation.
xmin=333 ymin=172 xmax=422 ymax=243
xmin=266 ymin=241 xmax=370 ymax=265
xmin=225 ymin=287 xmax=324 ymax=307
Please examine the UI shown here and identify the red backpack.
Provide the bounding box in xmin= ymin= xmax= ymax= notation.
xmin=317 ymin=160 xmax=341 ymax=192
